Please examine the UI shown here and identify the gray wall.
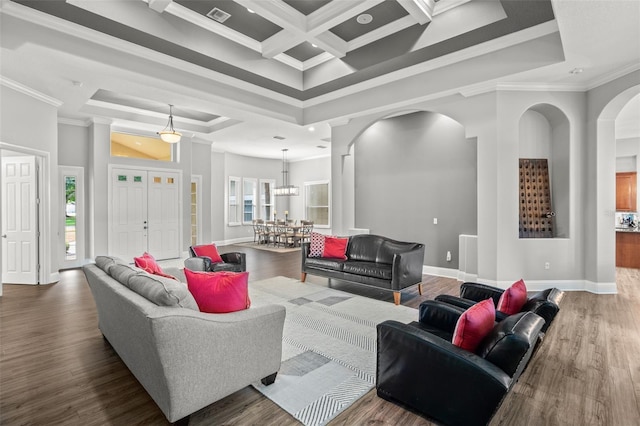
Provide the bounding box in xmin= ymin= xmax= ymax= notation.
xmin=354 ymin=111 xmax=477 ymax=268
xmin=289 ymin=156 xmax=331 ymax=227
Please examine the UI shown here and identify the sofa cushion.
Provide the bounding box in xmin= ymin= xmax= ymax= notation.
xmin=452 ymin=298 xmax=496 ymax=352
xmin=343 ymin=261 xmax=392 ymax=280
xmin=109 ymin=263 xmax=146 ymax=286
xmin=134 ymin=252 xmax=177 ymax=280
xmin=128 ymin=273 xmax=199 ymax=310
xmin=322 ymin=236 xmax=348 ymax=259
xmin=184 ymin=269 xmax=251 ymax=313
xmin=305 ymin=257 xmax=346 ymax=270
xmin=95 ymin=255 xmax=127 ymax=273
xmin=497 ymin=279 xmax=528 ymax=315
xmin=192 ymin=243 xmax=223 ymax=263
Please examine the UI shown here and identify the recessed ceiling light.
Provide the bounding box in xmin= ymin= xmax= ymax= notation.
xmin=308 ymin=126 xmax=315 ymax=132
xmin=135 ymin=141 xmax=142 ymax=146
xmin=356 ymin=13 xmax=373 ymax=25
xmin=71 ymin=80 xmax=83 ymax=87
xmin=569 ymin=68 xmax=583 ymax=75
xmin=311 ymin=43 xmax=318 ymax=48
xmin=247 ymin=8 xmax=255 ymax=13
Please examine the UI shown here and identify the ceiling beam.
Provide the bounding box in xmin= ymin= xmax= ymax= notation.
xmin=147 ymin=0 xmax=172 ymax=13
xmin=397 ymin=0 xmax=435 ymax=25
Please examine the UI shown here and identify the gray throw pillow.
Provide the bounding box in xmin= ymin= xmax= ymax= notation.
xmin=128 ymin=273 xmax=199 ymax=310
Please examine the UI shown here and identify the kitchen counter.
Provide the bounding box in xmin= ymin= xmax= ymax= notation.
xmin=616 ymin=227 xmax=640 ymax=232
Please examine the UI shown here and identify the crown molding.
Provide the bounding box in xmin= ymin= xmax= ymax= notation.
xmin=586 ymin=62 xmax=640 ymax=91
xmin=0 ymin=75 xmax=63 ymax=107
xmin=58 ymin=117 xmax=91 ymax=127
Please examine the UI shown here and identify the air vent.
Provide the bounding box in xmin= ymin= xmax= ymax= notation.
xmin=273 ymin=135 xmax=286 ymax=140
xmin=317 ymin=145 xmax=327 ymax=149
xmin=207 ymin=7 xmax=231 ymax=23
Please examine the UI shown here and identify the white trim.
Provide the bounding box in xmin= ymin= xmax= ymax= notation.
xmin=191 ymin=175 xmax=203 ymax=246
xmin=0 ymin=76 xmax=63 ymax=107
xmin=422 ymin=265 xmax=459 ymax=280
xmin=58 ymin=117 xmax=91 ymax=127
xmin=586 ymin=62 xmax=640 ymax=91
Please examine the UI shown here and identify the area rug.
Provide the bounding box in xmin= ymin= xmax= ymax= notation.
xmin=237 ymin=241 xmax=301 ymax=253
xmin=248 ymin=276 xmax=418 ymax=426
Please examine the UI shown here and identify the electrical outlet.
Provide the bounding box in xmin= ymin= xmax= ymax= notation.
xmin=446 ymin=251 xmax=452 ymax=262
xmin=433 ymin=218 xmax=438 ymax=225
xmin=544 ymin=262 xmax=550 ymax=270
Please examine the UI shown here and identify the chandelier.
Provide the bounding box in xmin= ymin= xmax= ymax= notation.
xmin=274 ymin=148 xmax=299 ymax=196
xmin=157 ymin=104 xmax=182 ymax=143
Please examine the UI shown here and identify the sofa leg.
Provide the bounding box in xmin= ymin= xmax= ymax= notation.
xmin=261 ymin=372 xmax=278 ymax=386
xmin=417 ymin=283 xmax=423 ymax=295
xmin=393 ymin=292 xmax=401 ymax=305
xmin=301 ymin=272 xmax=307 ymax=282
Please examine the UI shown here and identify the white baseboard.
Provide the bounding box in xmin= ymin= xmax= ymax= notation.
xmin=422 ymin=266 xmax=619 ymax=294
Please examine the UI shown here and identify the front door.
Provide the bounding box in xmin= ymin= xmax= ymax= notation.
xmin=111 ymin=169 xmax=148 ymax=261
xmin=2 ymin=155 xmax=38 ymax=284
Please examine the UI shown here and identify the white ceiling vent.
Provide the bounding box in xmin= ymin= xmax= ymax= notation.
xmin=207 ymin=8 xmax=231 ymax=23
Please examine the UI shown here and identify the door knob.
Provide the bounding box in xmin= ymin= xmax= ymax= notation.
xmin=1 ymin=234 xmax=6 ymax=238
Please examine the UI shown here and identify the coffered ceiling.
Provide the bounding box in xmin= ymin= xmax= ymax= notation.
xmin=1 ymin=0 xmax=639 ymax=160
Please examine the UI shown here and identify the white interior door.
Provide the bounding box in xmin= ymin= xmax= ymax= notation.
xmin=147 ymin=172 xmax=180 ymax=259
xmin=2 ymin=156 xmax=38 ymax=284
xmin=111 ymin=169 xmax=148 ymax=261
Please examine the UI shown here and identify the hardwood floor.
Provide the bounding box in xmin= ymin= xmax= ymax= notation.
xmin=1 ymin=247 xmax=639 ymax=425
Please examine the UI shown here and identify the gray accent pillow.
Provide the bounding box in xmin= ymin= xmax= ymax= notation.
xmin=128 ymin=273 xmax=199 ymax=310
xmin=109 ymin=263 xmax=145 ymax=286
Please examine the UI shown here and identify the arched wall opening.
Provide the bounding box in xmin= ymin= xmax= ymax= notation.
xmin=518 ymin=104 xmax=571 ymax=238
xmin=347 ymin=110 xmax=477 ymax=269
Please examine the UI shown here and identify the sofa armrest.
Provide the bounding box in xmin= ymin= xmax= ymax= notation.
xmin=184 ymin=256 xmax=211 ymax=272
xmin=434 ymin=294 xmax=477 ymax=311
xmin=390 ymin=244 xmax=425 ymax=289
xmin=146 ymin=304 xmax=286 ymax=422
xmin=460 ymin=282 xmax=504 ymax=305
xmin=301 ymin=242 xmax=311 ymax=270
xmin=417 ymin=300 xmax=466 ymax=333
xmin=377 ymin=320 xmax=511 ymax=426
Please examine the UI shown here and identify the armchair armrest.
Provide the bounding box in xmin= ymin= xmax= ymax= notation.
xmin=377 ymin=320 xmax=511 ymax=426
xmin=460 ymin=282 xmax=504 ymax=305
xmin=390 ymin=244 xmax=425 ymax=289
xmin=434 ymin=294 xmax=477 ymax=311
xmin=521 ymin=288 xmax=563 ymax=332
xmin=417 ymin=300 xmax=466 ymax=334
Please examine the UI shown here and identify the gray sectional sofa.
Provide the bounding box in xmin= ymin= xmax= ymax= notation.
xmin=83 ymin=256 xmax=286 ymax=424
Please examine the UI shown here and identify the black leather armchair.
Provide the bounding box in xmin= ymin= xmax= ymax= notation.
xmin=435 ymin=282 xmax=563 ymax=332
xmin=185 ymin=246 xmax=246 ymax=272
xmin=376 ymin=300 xmax=544 ymax=426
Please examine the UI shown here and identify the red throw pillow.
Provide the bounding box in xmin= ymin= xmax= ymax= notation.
xmin=497 ymin=279 xmax=528 ymax=315
xmin=134 ymin=252 xmax=177 ymax=280
xmin=322 ymin=236 xmax=348 ymax=259
xmin=308 ymin=232 xmax=326 ymax=258
xmin=184 ymin=269 xmax=251 ymax=313
xmin=192 ymin=244 xmax=223 ymax=263
xmin=452 ymin=298 xmax=496 ymax=352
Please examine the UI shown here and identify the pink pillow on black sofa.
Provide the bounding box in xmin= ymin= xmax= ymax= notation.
xmin=452 ymin=298 xmax=495 ymax=352
xmin=322 ymin=236 xmax=348 ymax=259
xmin=191 ymin=243 xmax=224 ymax=263
xmin=184 ymin=269 xmax=251 ymax=313
xmin=497 ymin=279 xmax=528 ymax=315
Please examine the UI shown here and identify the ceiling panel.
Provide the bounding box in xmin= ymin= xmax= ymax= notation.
xmin=283 ymin=0 xmax=332 ymax=16
xmin=285 ymin=42 xmax=324 ymax=62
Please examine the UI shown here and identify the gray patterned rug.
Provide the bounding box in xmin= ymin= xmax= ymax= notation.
xmin=248 ymin=276 xmax=418 ymax=426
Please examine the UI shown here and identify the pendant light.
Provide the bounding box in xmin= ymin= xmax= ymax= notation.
xmin=157 ymin=104 xmax=182 ymax=143
xmin=274 ymin=148 xmax=299 ymax=196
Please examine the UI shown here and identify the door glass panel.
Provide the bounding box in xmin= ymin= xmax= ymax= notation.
xmin=64 ymin=175 xmax=77 ymax=261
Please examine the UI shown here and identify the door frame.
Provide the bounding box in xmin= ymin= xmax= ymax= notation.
xmin=59 ymin=166 xmax=85 ymax=269
xmin=0 ymin=142 xmax=50 ymax=289
xmin=107 ymin=164 xmax=183 ymax=260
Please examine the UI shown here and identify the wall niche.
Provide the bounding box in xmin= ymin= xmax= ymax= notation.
xmin=518 ymin=104 xmax=570 ymax=238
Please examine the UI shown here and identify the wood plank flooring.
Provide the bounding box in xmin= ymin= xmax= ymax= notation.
xmin=1 ymin=247 xmax=639 ymax=425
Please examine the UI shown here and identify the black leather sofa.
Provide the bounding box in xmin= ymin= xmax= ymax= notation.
xmin=377 ymin=300 xmax=545 ymax=426
xmin=300 ymin=234 xmax=425 ymax=305
xmin=435 ymin=282 xmax=563 ymax=332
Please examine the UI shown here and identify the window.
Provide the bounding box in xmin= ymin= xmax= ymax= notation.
xmin=110 ymin=132 xmax=172 ymax=161
xmin=259 ymin=179 xmax=275 ymax=220
xmin=243 ymin=178 xmax=257 ymax=224
xmin=304 ymin=181 xmax=330 ymax=227
xmin=228 ymin=176 xmax=241 ymax=225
